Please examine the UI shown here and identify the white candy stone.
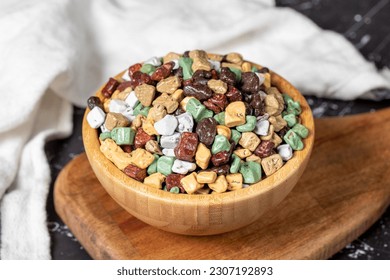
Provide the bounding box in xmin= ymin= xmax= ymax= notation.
xmin=208 ymin=59 xmax=221 ymax=71
xmin=162 ymin=148 xmax=175 ymax=157
xmin=160 ymin=132 xmax=180 ymax=149
xmin=254 ymin=120 xmax=270 ymax=136
xmin=144 ymin=56 xmax=162 ymax=67
xmin=277 ymin=144 xmax=293 ymax=161
xmin=255 ymin=72 xmax=265 ymax=85
xmin=172 ymin=159 xmax=197 ymax=175
xmin=100 ymin=124 xmax=110 ymax=133
xmin=121 ymin=69 xmax=131 ymax=81
xmin=256 ymin=113 xmax=269 ymax=121
xmin=109 ymin=99 xmax=128 ymax=113
xmin=125 ymin=91 xmax=139 ymax=109
xmin=176 ymin=112 xmax=194 ymax=133
xmin=154 ymin=115 xmax=178 ymax=136
xmin=87 ymin=107 xmax=106 ymax=128
xmin=122 ymin=107 xmax=136 ymax=122
xmin=171 ymin=59 xmax=179 ymax=70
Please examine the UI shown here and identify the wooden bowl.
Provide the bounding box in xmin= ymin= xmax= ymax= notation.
xmin=82 ymin=60 xmax=314 ymax=236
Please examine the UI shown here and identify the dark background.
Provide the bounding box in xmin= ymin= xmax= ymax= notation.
xmin=45 ymin=0 xmax=390 ymax=259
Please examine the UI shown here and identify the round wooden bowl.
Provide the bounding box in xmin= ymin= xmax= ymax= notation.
xmin=82 ymin=60 xmax=314 ymax=236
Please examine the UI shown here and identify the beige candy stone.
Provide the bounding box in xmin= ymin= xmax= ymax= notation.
xmin=189 ymin=50 xmax=207 ymax=59
xmin=226 ymin=173 xmax=243 ymax=191
xmin=189 ymin=50 xmax=211 ymax=72
xmin=270 ymin=132 xmax=283 ymax=147
xmin=225 ymin=52 xmax=243 ymax=65
xmin=135 ymin=84 xmax=156 ymax=107
xmin=180 ymin=96 xmax=195 ymax=111
xmin=264 ymin=72 xmax=271 ymax=88
xmin=264 ymin=95 xmax=280 ymax=116
xmin=269 ymin=115 xmax=287 ymax=132
xmin=147 ymin=104 xmax=167 ymax=122
xmin=130 ymin=148 xmax=155 ymax=169
xmin=143 ymin=173 xmax=165 ymax=189
xmin=111 ymin=89 xmax=130 ymax=101
xmin=207 ymin=53 xmax=223 ymax=61
xmin=225 ymin=101 xmax=246 ymax=127
xmin=197 ymin=171 xmax=217 ymax=184
xmin=142 ymin=119 xmax=158 ymax=136
xmin=103 ymin=99 xmax=111 ymax=113
xmin=131 ymin=115 xmax=145 ymax=130
xmin=100 ymin=139 xmax=133 ymax=170
xmin=152 ymin=93 xmax=178 ymax=113
xmin=221 ymin=62 xmax=241 ymax=70
xmin=156 ymin=76 xmax=181 ymax=94
xmin=195 ymin=187 xmax=211 ymax=195
xmin=241 ymin=61 xmax=252 ymax=72
xmin=145 ymin=140 xmax=162 ymax=155
xmin=207 ymin=79 xmax=227 ymax=94
xmin=104 ymin=112 xmax=130 ymax=130
xmin=180 ymin=172 xmax=204 ymax=194
xmin=239 ymin=132 xmax=261 ymax=152
xmin=163 ymin=52 xmax=181 ymax=63
xmin=208 ymin=175 xmax=228 ymax=193
xmin=261 ymin=154 xmax=284 ymax=176
xmin=195 ymin=143 xmax=211 ymax=170
xmin=216 ymin=125 xmax=231 ymax=140
xmin=260 ymin=125 xmax=274 ymax=141
xmin=171 ymin=89 xmax=184 ymax=102
xmin=246 ymin=154 xmax=262 ymax=164
xmin=233 ymin=148 xmax=252 ymax=159
xmin=266 ymin=87 xmax=284 ymax=115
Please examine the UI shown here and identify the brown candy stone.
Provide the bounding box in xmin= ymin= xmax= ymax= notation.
xmin=203 ymin=100 xmax=221 ymax=114
xmin=174 ymin=132 xmax=199 ymax=162
xmin=241 ymin=72 xmax=260 ymax=94
xmin=151 ymin=62 xmax=174 ymax=81
xmin=219 ymin=67 xmax=236 ymax=85
xmin=101 ymin=78 xmax=119 ymax=98
xmin=123 ymin=164 xmax=147 ymax=181
xmin=211 ymin=151 xmax=230 ymax=167
xmin=226 ymin=85 xmax=242 ymax=102
xmin=208 ymin=94 xmax=228 ymax=111
xmin=196 ymin=117 xmax=217 ymax=147
xmin=254 ymin=140 xmax=275 ymax=158
xmin=128 ymin=63 xmax=142 ymax=77
xmin=166 ymin=174 xmax=186 ymax=193
xmin=183 ymin=83 xmax=213 ymax=101
xmin=134 ymin=128 xmax=154 ymax=149
xmin=207 ymin=164 xmax=230 ymax=176
xmin=121 ymin=145 xmax=133 ymax=153
xmin=131 ymin=71 xmax=153 ymax=88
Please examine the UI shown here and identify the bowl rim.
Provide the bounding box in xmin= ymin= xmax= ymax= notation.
xmin=82 ymin=59 xmax=314 ymax=206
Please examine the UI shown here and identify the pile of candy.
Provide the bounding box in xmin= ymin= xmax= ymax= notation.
xmin=86 ymin=50 xmax=309 ymax=194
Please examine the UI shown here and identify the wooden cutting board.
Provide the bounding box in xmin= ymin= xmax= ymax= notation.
xmin=54 ymin=108 xmax=390 ymax=259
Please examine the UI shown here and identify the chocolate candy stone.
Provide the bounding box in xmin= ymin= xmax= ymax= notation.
xmin=241 ymin=72 xmax=260 ymax=94
xmin=87 ymin=96 xmax=103 ymax=110
xmin=174 ymin=132 xmax=199 ymax=162
xmin=219 ymin=67 xmax=236 ymax=85
xmin=183 ymin=84 xmax=213 ymax=101
xmin=124 ymin=164 xmax=147 ymax=181
xmin=254 ymin=140 xmax=275 ymax=158
xmin=101 ymin=77 xmax=119 ymax=98
xmin=211 ymin=150 xmax=230 ymax=167
xmin=166 ymin=174 xmax=186 ymax=193
xmin=196 ymin=117 xmax=217 ymax=147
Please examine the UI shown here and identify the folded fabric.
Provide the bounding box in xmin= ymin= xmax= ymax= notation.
xmin=0 ymin=0 xmax=389 ymax=259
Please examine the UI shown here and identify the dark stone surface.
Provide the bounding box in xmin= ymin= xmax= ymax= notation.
xmin=45 ymin=0 xmax=390 ymax=259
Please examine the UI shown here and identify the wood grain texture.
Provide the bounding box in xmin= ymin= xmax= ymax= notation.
xmin=81 ymin=65 xmax=314 ymax=235
xmin=54 ymin=108 xmax=390 ymax=259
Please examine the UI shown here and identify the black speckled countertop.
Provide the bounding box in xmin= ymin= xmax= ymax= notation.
xmin=45 ymin=0 xmax=390 ymax=259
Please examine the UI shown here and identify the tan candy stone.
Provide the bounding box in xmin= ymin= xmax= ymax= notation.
xmin=152 ymin=93 xmax=178 ymax=113
xmin=207 ymin=79 xmax=227 ymax=94
xmin=260 ymin=125 xmax=275 ymax=141
xmin=180 ymin=96 xmax=195 ymax=111
xmin=266 ymin=87 xmax=284 ymax=116
xmin=171 ymin=89 xmax=184 ymax=102
xmin=195 ymin=143 xmax=211 ymax=170
xmin=181 ymin=172 xmax=204 ymax=194
xmin=190 ymin=50 xmax=211 ymax=72
xmin=189 ymin=50 xmax=207 ymax=59
xmin=147 ymin=104 xmax=167 ymax=122
xmin=264 ymin=95 xmax=280 ymax=116
xmin=100 ymin=139 xmax=133 ymax=170
xmin=241 ymin=61 xmax=252 ymax=72
xmin=207 ymin=53 xmax=223 ymax=61
xmin=216 ymin=125 xmax=231 ymax=140
xmin=239 ymin=132 xmax=261 ymax=152
xmin=208 ymin=175 xmax=228 ymax=193
xmin=225 ymin=101 xmax=246 ymax=127
xmin=197 ymin=171 xmax=217 ymax=184
xmin=156 ymin=76 xmax=181 ymax=94
xmin=145 ymin=140 xmax=162 ymax=155
xmin=135 ymin=84 xmax=156 ymax=107
xmin=261 ymin=154 xmax=284 ymax=176
xmin=163 ymin=52 xmax=181 ymax=63
xmin=269 ymin=115 xmax=287 ymax=132
xmin=143 ymin=172 xmax=165 ymax=189
xmin=233 ymin=148 xmax=252 ymax=159
xmin=270 ymin=132 xmax=283 ymax=147
xmin=131 ymin=115 xmax=145 ymax=130
xmin=221 ymin=62 xmax=241 ymax=70
xmin=130 ymin=148 xmax=155 ymax=169
xmin=111 ymin=89 xmax=130 ymax=101
xmin=103 ymin=99 xmax=111 ymax=113
xmin=104 ymin=112 xmax=130 ymax=130
xmin=246 ymin=154 xmax=262 ymax=164
xmin=225 ymin=52 xmax=243 ymax=65
xmin=264 ymin=72 xmax=271 ymax=88
xmin=226 ymin=173 xmax=243 ymax=191
xmin=195 ymin=187 xmax=211 ymax=195
xmin=142 ymin=119 xmax=158 ymax=136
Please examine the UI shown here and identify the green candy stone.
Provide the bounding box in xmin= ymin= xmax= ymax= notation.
xmin=140 ymin=64 xmax=156 ymax=75
xmin=283 ymin=94 xmax=301 ymax=116
xmin=239 ymin=161 xmax=262 ymax=184
xmin=292 ymin=123 xmax=309 ymax=138
xmin=283 ymin=130 xmax=304 ymax=151
xmin=169 ymin=186 xmax=180 ymax=194
xmin=186 ymin=98 xmax=207 ymax=122
xmin=157 ymin=156 xmax=175 ymax=176
xmin=198 ymin=108 xmax=214 ymax=121
xmin=111 ymin=127 xmax=135 ymax=145
xmin=282 ymin=93 xmax=293 ymax=104
xmin=236 ymin=116 xmax=257 ymax=132
xmin=179 ymin=57 xmax=193 ymax=80
xmin=147 ymin=154 xmax=160 ymax=175
xmin=214 ymin=112 xmax=225 ymax=125
xmin=230 ymin=129 xmax=242 ymax=145
xmin=99 ymin=132 xmax=111 ymax=141
xmin=251 ymin=66 xmax=258 ymax=72
xmin=229 ymin=67 xmax=242 ymax=82
xmin=283 ymin=114 xmax=297 ymax=127
xmin=133 ymin=103 xmax=150 ymax=117
xmin=230 ymin=154 xmax=241 ymax=173
xmin=211 ymin=135 xmax=231 ymax=154
xmin=140 ymin=106 xmax=150 ymax=117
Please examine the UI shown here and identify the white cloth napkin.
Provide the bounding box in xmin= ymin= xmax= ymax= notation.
xmin=0 ymin=0 xmax=389 ymax=259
